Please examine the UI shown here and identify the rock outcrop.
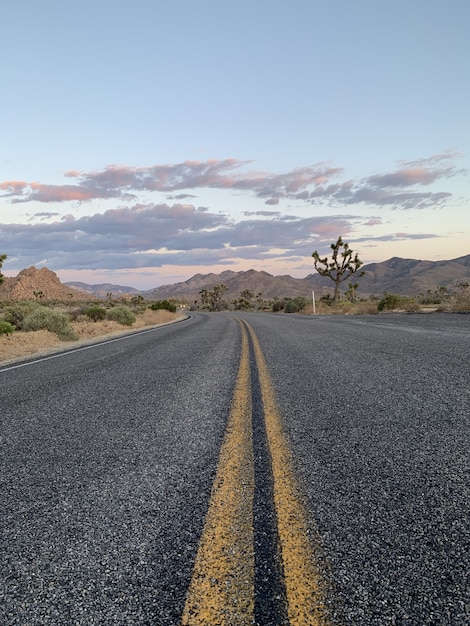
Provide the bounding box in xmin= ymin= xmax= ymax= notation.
xmin=0 ymin=267 xmax=88 ymax=301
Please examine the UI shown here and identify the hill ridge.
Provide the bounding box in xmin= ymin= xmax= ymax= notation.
xmin=2 ymin=254 xmax=469 ymax=301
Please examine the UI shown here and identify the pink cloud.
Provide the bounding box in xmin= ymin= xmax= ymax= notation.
xmin=0 ymin=180 xmax=29 ymax=193
xmin=28 ymin=183 xmax=108 ymax=202
xmin=366 ymin=151 xmax=466 ymax=189
xmin=1 ymin=153 xmax=464 ymax=211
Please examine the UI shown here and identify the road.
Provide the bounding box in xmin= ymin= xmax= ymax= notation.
xmin=1 ymin=312 xmax=469 ymax=625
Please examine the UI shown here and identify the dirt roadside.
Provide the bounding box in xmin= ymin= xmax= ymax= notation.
xmin=0 ymin=309 xmax=187 ymax=366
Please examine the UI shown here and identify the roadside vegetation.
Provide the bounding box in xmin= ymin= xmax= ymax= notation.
xmin=190 ymin=284 xmax=469 ymax=315
xmin=0 ymin=293 xmax=183 ymax=349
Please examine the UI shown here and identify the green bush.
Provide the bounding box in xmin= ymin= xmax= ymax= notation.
xmin=149 ymin=300 xmax=177 ymax=313
xmin=84 ymin=304 xmax=107 ymax=321
xmin=233 ymin=298 xmax=253 ymax=311
xmin=377 ymin=294 xmax=419 ymax=312
xmin=106 ymin=305 xmax=136 ymax=326
xmin=22 ymin=306 xmax=78 ymax=341
xmin=0 ymin=320 xmax=14 ymax=336
xmin=2 ymin=301 xmax=41 ymax=329
xmin=272 ymin=300 xmax=285 ymax=312
xmin=284 ymin=296 xmax=308 ymax=313
xmin=378 ymin=294 xmax=403 ymax=311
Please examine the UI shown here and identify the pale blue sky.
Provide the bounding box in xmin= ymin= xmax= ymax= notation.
xmin=1 ymin=0 xmax=469 ymax=289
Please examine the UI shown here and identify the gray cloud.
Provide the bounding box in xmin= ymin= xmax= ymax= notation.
xmin=28 ymin=211 xmax=61 ymax=221
xmin=1 ymin=203 xmax=354 ymax=271
xmin=242 ymin=210 xmax=281 ymax=217
xmin=351 ymin=232 xmax=440 ymax=244
xmin=166 ymin=193 xmax=198 ymax=200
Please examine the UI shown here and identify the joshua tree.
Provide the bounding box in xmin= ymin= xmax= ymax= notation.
xmin=198 ymin=284 xmax=228 ymax=311
xmin=312 ymin=236 xmax=364 ymax=303
xmin=199 ymin=288 xmax=211 ymax=309
xmin=345 ymin=282 xmax=359 ymax=303
xmin=209 ymin=283 xmax=227 ymax=311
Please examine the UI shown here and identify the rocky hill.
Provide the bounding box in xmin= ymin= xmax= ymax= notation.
xmin=0 ymin=267 xmax=88 ymax=301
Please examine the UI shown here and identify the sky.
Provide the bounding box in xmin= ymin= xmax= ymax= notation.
xmin=1 ymin=0 xmax=469 ymax=290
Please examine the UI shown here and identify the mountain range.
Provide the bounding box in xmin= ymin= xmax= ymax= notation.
xmin=66 ymin=253 xmax=470 ymax=301
xmin=2 ymin=255 xmax=468 ymax=303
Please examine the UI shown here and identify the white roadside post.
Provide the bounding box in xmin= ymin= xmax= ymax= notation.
xmin=312 ymin=290 xmax=316 ymax=315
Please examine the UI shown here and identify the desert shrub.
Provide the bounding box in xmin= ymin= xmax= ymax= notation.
xmin=106 ymin=305 xmax=136 ymax=326
xmin=378 ymin=294 xmax=419 ymax=312
xmin=233 ymin=298 xmax=253 ymax=311
xmin=284 ymin=296 xmax=308 ymax=313
xmin=404 ymin=299 xmax=421 ymax=312
xmin=452 ymin=294 xmax=470 ymax=312
xmin=438 ymin=292 xmax=470 ymax=313
xmin=2 ymin=301 xmax=41 ymax=329
xmin=0 ymin=320 xmax=14 ymax=336
xmin=319 ymin=293 xmax=334 ymax=307
xmin=377 ymin=294 xmax=404 ymax=312
xmin=149 ymin=300 xmax=177 ymax=313
xmin=22 ymin=306 xmax=78 ymax=340
xmin=84 ymin=304 xmax=107 ymax=321
xmin=68 ymin=305 xmax=90 ymax=321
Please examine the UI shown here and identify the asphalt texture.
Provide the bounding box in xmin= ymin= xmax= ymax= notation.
xmin=1 ymin=312 xmax=469 ymax=625
xmin=1 ymin=315 xmax=239 ymax=625
xmin=238 ymin=312 xmax=469 ymax=625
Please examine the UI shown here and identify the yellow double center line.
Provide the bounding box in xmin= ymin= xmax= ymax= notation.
xmin=181 ymin=319 xmax=330 ymax=625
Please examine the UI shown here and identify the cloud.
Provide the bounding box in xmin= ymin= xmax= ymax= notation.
xmin=351 ymin=232 xmax=439 ymax=244
xmin=26 ymin=211 xmax=61 ymax=222
xmin=2 ymin=181 xmax=122 ymax=203
xmin=1 ymin=203 xmax=355 ymax=271
xmin=0 ymin=181 xmax=29 ymax=196
xmin=243 ymin=210 xmax=281 ymax=217
xmin=167 ymin=193 xmax=198 ymax=200
xmin=0 ymin=153 xmax=463 ymax=211
xmin=300 ymin=152 xmax=464 ymax=209
xmin=364 ymin=152 xmax=465 ymax=189
xmin=0 ymin=152 xmax=462 ymax=280
xmin=366 ymin=168 xmax=440 ymax=188
xmin=335 ymin=186 xmax=452 ymax=210
xmin=0 ymin=159 xmax=342 ymax=205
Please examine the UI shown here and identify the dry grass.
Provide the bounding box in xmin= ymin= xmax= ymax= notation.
xmin=303 ymin=301 xmax=379 ymax=315
xmin=0 ymin=309 xmax=184 ymax=365
xmin=437 ymin=293 xmax=470 ymax=313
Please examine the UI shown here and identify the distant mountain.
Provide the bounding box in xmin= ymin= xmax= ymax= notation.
xmin=334 ymin=254 xmax=470 ymax=297
xmin=143 ymin=269 xmax=315 ymax=302
xmin=64 ymin=282 xmax=140 ymax=298
xmin=144 ymin=254 xmax=470 ymax=301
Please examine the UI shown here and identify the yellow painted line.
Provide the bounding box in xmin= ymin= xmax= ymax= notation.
xmin=181 ymin=324 xmax=255 ymax=625
xmin=242 ymin=319 xmax=330 ymax=626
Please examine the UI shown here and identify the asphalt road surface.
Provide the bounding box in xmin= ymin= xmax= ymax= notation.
xmin=1 ymin=312 xmax=468 ymax=625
